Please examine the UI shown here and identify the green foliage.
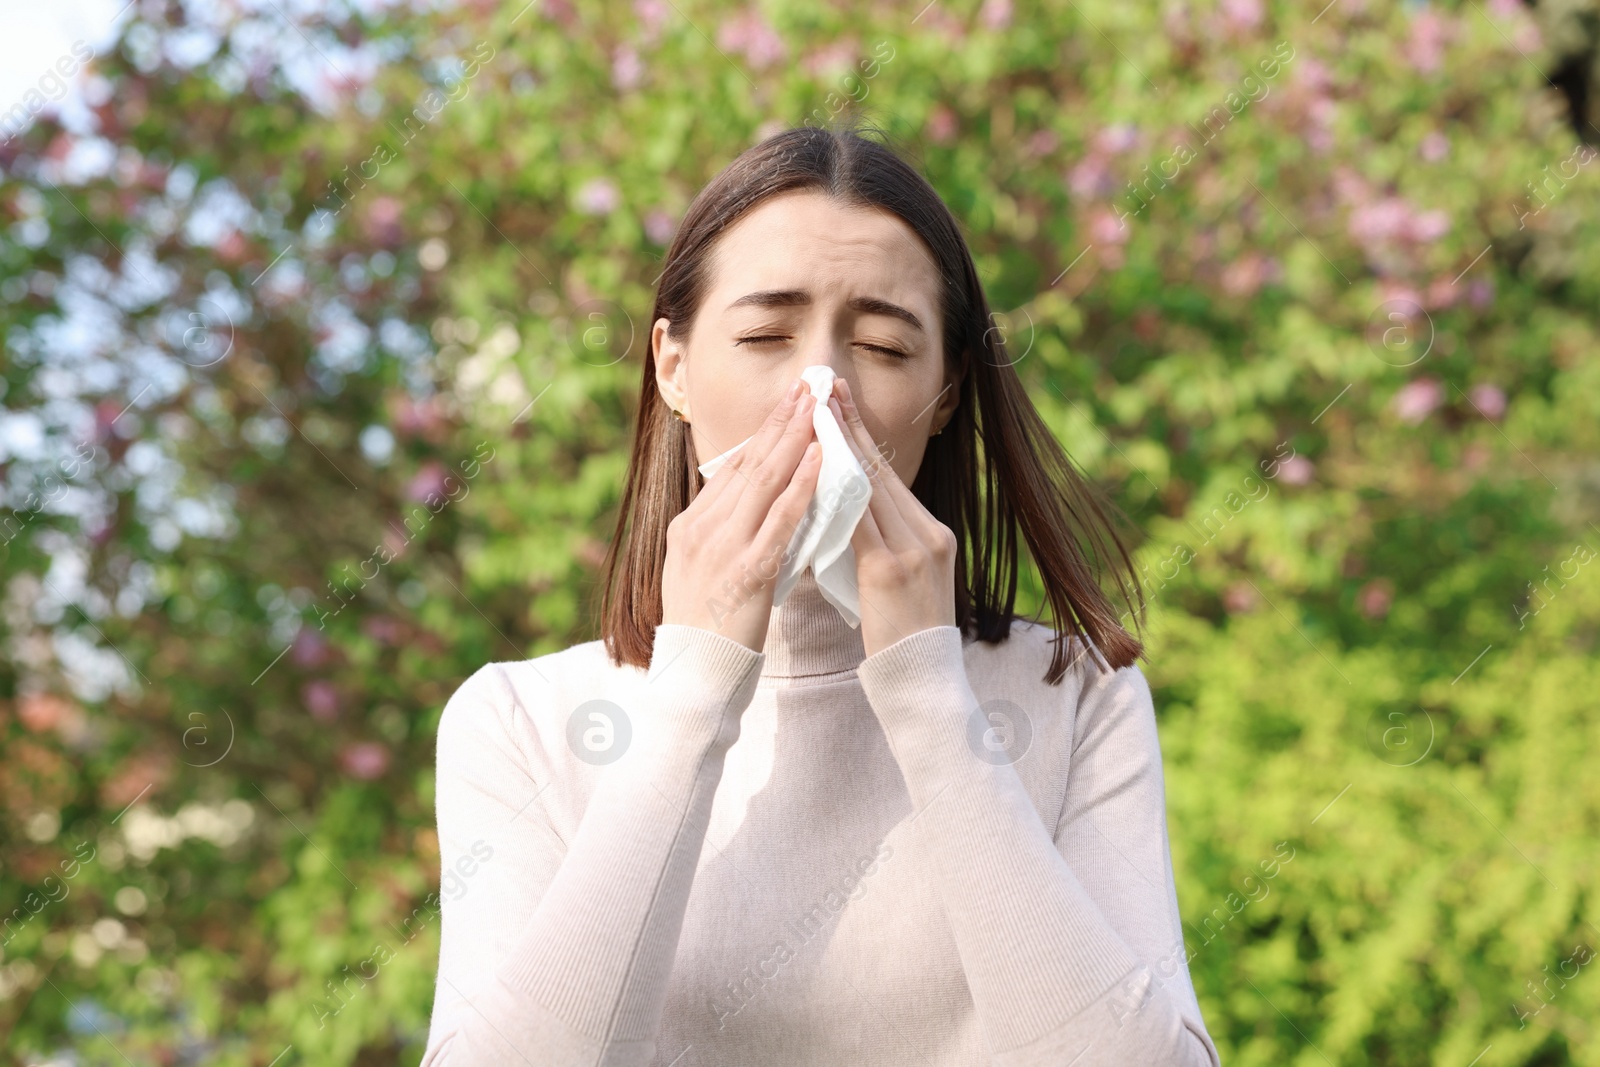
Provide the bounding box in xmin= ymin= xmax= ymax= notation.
xmin=2 ymin=0 xmax=1597 ymax=1063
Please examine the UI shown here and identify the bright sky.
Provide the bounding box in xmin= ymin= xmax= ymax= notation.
xmin=0 ymin=0 xmax=132 ymax=120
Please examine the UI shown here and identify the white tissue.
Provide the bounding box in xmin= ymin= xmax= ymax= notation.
xmin=695 ymin=365 xmax=873 ymax=627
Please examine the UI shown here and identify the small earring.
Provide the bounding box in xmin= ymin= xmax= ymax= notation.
xmin=671 ymin=409 xmax=683 ymax=421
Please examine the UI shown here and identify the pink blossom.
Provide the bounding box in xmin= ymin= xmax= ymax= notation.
xmin=362 ymin=196 xmax=404 ymax=247
xmin=1221 ymin=0 xmax=1262 ymax=30
xmin=367 ymin=198 xmax=401 ymax=227
xmin=1467 ymin=278 xmax=1494 ymax=307
xmin=1358 ymin=579 xmax=1393 ymax=619
xmin=139 ymin=161 xmax=171 ymax=190
xmin=1292 ymin=57 xmax=1333 ymax=93
xmin=1350 ymin=197 xmax=1449 ymax=252
xmin=1379 ymin=279 xmax=1425 ymax=308
xmin=1349 ymin=197 xmax=1410 ymax=244
xmin=1331 ymin=165 xmax=1370 ymax=206
xmin=542 ymin=0 xmax=577 ymax=28
xmin=390 ymin=394 xmax=446 ymax=441
xmin=1407 ymin=209 xmax=1451 ymax=243
xmin=1393 ymin=378 xmax=1444 ymax=424
xmin=1276 ymin=455 xmax=1314 ymax=486
xmin=291 ymin=627 xmax=331 ymax=668
xmin=1089 ymin=207 xmax=1130 ymax=246
xmin=1425 ymin=276 xmax=1460 ymax=309
xmin=362 ymin=615 xmax=407 ymax=645
xmin=1469 ymin=383 xmax=1507 ymax=421
xmin=340 ymin=742 xmax=391 ymax=780
xmin=302 ymin=680 xmax=339 ymax=723
xmin=383 ymin=526 xmax=411 ymax=561
xmin=216 ymin=231 xmax=250 ymax=263
xmin=921 ymin=6 xmax=968 ymax=45
xmin=95 ymin=397 xmax=128 ymax=441
xmin=716 ymin=10 xmax=787 ymax=70
xmin=1420 ymin=130 xmax=1449 ymax=162
xmin=1221 ymin=254 xmax=1266 ymax=297
xmin=407 ymin=460 xmax=449 ymax=503
xmin=1026 ymin=130 xmax=1059 ymax=158
xmin=1093 ymin=123 xmax=1139 ymax=154
xmin=1164 ymin=4 xmax=1192 ymax=42
xmin=1068 ymin=157 xmax=1111 ymax=200
xmin=1306 ymin=98 xmax=1337 ymax=153
xmin=981 ymin=0 xmax=1013 ymax=29
xmin=800 ymin=41 xmax=856 ymax=77
xmin=927 ymin=104 xmax=958 ymax=144
xmin=1405 ymin=10 xmax=1452 ymax=73
xmin=19 ymin=693 xmax=73 ymax=733
xmin=634 ymin=0 xmax=669 ymax=39
xmin=644 ymin=209 xmax=676 ymax=246
xmin=612 ymin=46 xmax=643 ymax=92
xmin=577 ymin=177 xmax=621 ymax=216
xmin=1222 ymin=583 xmax=1258 ymax=614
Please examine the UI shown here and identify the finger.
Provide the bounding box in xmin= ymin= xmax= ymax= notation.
xmin=696 ymin=380 xmax=803 ymax=513
xmin=825 ymin=393 xmax=899 ymax=533
xmin=848 ymin=504 xmax=898 ymax=637
xmin=693 ymin=443 xmax=750 ymax=515
xmin=828 ymin=390 xmax=918 ymax=548
xmin=826 ymin=392 xmax=890 ymax=512
xmin=825 ymin=394 xmax=872 ymax=477
xmin=730 ymin=379 xmax=812 ymax=487
xmin=850 ymin=489 xmax=886 ymax=560
xmin=728 ymin=391 xmax=818 ymax=535
xmin=828 ymin=391 xmax=895 ymax=494
xmin=752 ymin=437 xmax=823 ymax=567
xmin=834 ymin=378 xmax=905 ymax=491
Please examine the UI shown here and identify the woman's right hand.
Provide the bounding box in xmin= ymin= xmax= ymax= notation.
xmin=660 ymin=377 xmax=822 ymax=653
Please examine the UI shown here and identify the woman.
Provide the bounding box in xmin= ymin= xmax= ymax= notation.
xmin=422 ymin=122 xmax=1221 ymax=1066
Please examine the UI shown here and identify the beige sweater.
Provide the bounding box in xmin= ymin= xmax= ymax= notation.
xmin=422 ymin=569 xmax=1221 ymax=1066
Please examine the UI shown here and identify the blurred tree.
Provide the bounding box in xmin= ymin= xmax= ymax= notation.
xmin=1 ymin=0 xmax=1597 ymax=1064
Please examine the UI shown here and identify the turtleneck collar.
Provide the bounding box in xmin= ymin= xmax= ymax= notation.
xmin=758 ymin=568 xmax=867 ymax=682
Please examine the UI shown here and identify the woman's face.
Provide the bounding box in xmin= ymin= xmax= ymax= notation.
xmin=653 ymin=190 xmax=960 ymax=486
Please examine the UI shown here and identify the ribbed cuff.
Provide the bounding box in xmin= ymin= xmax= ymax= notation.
xmin=856 ymin=625 xmax=971 ymax=787
xmin=857 ymin=624 xmax=966 ymax=694
xmin=648 ymin=623 xmax=764 ymax=683
xmin=645 ymin=623 xmax=766 ymax=754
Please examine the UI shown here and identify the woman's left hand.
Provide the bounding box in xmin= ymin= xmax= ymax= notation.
xmin=828 ymin=377 xmax=958 ymax=658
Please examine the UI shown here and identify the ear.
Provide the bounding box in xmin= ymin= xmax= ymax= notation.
xmin=653 ymin=317 xmax=690 ymax=420
xmin=931 ymin=364 xmax=962 ymax=434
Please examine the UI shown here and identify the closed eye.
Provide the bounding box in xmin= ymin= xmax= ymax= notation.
xmin=858 ymin=342 xmax=910 ymax=358
xmin=733 ymin=335 xmax=910 ymax=359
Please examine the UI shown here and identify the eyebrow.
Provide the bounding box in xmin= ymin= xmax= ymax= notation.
xmin=725 ymin=289 xmax=926 ymax=333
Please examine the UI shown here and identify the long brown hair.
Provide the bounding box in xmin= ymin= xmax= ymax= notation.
xmin=596 ymin=119 xmax=1145 ymax=683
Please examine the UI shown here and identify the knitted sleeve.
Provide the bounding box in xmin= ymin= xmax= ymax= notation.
xmin=856 ymin=626 xmax=1221 ymax=1067
xmin=1051 ymin=658 xmax=1222 ymax=1067
xmin=420 ymin=625 xmax=765 ymax=1066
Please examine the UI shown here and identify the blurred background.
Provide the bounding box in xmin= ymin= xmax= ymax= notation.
xmin=2 ymin=0 xmax=1598 ymax=1063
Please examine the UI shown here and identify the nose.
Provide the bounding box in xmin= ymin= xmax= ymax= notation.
xmin=796 ymin=363 xmax=849 ymax=415
xmin=795 ymin=352 xmax=850 ymax=407
xmin=790 ymin=315 xmax=853 ymax=404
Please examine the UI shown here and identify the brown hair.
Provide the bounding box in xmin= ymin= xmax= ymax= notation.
xmin=596 ymin=119 xmax=1145 ymax=683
